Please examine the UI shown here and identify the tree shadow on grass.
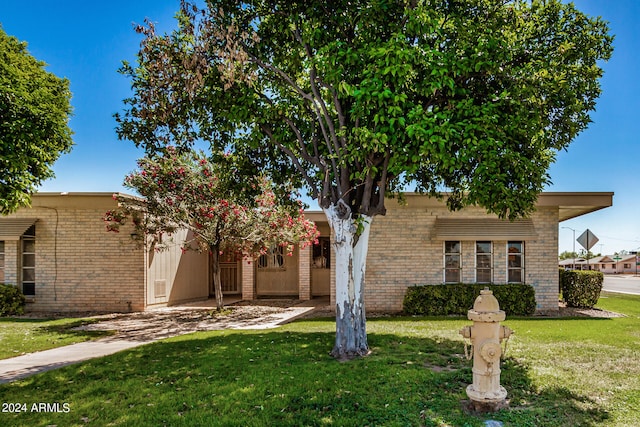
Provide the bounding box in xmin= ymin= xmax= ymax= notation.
xmin=0 ymin=316 xmax=114 ymax=339
xmin=0 ymin=330 xmax=610 ymax=427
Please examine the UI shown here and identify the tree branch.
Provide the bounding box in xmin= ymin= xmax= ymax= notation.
xmin=259 ymin=124 xmax=319 ymax=199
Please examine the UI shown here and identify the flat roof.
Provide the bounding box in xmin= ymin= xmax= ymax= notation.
xmin=305 ymin=192 xmax=614 ymax=223
xmin=32 ymin=191 xmax=613 ymax=223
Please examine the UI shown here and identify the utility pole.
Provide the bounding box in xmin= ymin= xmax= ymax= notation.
xmin=562 ymin=226 xmax=577 ymax=270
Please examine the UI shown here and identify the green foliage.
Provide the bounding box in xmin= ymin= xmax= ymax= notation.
xmin=0 ymin=26 xmax=73 ymax=215
xmin=0 ymin=283 xmax=25 ymax=316
xmin=559 ymin=250 xmax=579 ymax=260
xmin=403 ymin=284 xmax=537 ymax=316
xmin=117 ymin=0 xmax=612 ymax=221
xmin=559 ymin=269 xmax=603 ymax=308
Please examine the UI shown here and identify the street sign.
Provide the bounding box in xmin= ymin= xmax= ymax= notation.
xmin=576 ymin=229 xmax=599 ymax=251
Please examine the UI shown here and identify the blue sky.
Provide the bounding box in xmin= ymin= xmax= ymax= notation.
xmin=2 ymin=1 xmax=639 ymax=255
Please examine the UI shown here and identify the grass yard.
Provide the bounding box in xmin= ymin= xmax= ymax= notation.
xmin=0 ymin=291 xmax=638 ymax=426
xmin=0 ymin=317 xmax=113 ymax=360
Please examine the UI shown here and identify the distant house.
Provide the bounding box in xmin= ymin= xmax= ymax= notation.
xmin=560 ymin=254 xmax=639 ymax=274
xmin=0 ymin=192 xmax=612 ymax=314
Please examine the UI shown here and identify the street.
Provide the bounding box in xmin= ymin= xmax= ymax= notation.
xmin=603 ymin=275 xmax=640 ymax=295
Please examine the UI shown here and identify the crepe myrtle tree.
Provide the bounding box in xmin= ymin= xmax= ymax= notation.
xmin=116 ymin=0 xmax=612 ymax=359
xmin=104 ymin=148 xmax=319 ymax=311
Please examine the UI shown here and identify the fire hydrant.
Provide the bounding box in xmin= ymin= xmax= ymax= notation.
xmin=459 ymin=288 xmax=513 ymax=412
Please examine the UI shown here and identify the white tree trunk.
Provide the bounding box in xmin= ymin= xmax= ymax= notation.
xmin=324 ymin=204 xmax=372 ymax=360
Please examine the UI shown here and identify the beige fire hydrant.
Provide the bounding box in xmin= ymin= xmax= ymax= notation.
xmin=459 ymin=288 xmax=513 ymax=412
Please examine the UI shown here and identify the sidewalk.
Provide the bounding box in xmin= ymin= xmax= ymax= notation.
xmin=0 ymin=298 xmax=328 ymax=384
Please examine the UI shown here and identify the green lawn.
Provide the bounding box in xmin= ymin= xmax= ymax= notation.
xmin=0 ymin=292 xmax=638 ymax=426
xmin=0 ymin=317 xmax=113 ymax=359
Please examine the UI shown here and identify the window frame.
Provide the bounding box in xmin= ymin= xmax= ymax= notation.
xmin=507 ymin=241 xmax=525 ymax=284
xmin=257 ymin=245 xmax=286 ymax=270
xmin=475 ymin=241 xmax=493 ymax=284
xmin=21 ymin=225 xmax=36 ymax=295
xmin=312 ymin=237 xmax=331 ymax=269
xmin=444 ymin=241 xmax=461 ymax=283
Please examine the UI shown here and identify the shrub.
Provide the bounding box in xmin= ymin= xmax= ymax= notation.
xmin=0 ymin=283 xmax=26 ymax=316
xmin=559 ymin=269 xmax=603 ymax=308
xmin=403 ymin=284 xmax=536 ymax=316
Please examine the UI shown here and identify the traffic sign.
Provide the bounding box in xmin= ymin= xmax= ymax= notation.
xmin=576 ymin=229 xmax=598 ymax=251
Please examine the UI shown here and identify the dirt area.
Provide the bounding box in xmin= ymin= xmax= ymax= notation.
xmin=20 ymin=299 xmax=623 ymax=343
xmin=553 ymin=303 xmax=624 ymax=318
xmin=73 ymin=302 xmax=299 ymax=341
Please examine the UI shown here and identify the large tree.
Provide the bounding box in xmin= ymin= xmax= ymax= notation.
xmin=116 ymin=0 xmax=613 ymax=359
xmin=104 ymin=148 xmax=318 ymax=310
xmin=0 ymin=26 xmax=73 ymax=214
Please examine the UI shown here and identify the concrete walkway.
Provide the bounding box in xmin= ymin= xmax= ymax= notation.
xmin=0 ymin=298 xmax=328 ymax=384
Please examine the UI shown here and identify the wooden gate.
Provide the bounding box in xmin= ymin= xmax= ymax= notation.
xmin=220 ymin=262 xmax=240 ymax=294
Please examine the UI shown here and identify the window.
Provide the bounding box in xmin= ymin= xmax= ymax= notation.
xmin=476 ymin=241 xmax=492 ymax=283
xmin=601 ymin=264 xmax=606 ymax=269
xmin=21 ymin=225 xmax=36 ymax=295
xmin=444 ymin=241 xmax=461 ymax=283
xmin=611 ymin=264 xmax=616 ymax=269
xmin=507 ymin=241 xmax=524 ymax=283
xmin=624 ymin=263 xmax=631 ymax=269
xmin=312 ymin=237 xmax=330 ymax=269
xmin=0 ymin=241 xmax=4 ymax=283
xmin=257 ymin=246 xmax=285 ymax=269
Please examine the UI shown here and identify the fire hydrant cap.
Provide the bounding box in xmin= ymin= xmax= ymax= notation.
xmin=467 ymin=288 xmax=506 ymax=321
xmin=473 ymin=289 xmax=500 ymax=312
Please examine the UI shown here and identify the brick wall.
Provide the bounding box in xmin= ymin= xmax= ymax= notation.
xmin=3 ymin=194 xmax=145 ymax=312
xmin=298 ymin=245 xmax=312 ymax=300
xmin=364 ymin=202 xmax=559 ymax=313
xmin=241 ymin=257 xmax=255 ymax=300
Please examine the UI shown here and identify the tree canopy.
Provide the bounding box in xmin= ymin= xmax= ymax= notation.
xmin=0 ymin=26 xmax=73 ymax=214
xmin=117 ymin=0 xmax=613 ymax=221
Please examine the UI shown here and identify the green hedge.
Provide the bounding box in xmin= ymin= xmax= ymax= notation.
xmin=0 ymin=283 xmax=26 ymax=316
xmin=403 ymin=284 xmax=537 ymax=316
xmin=559 ymin=269 xmax=603 ymax=308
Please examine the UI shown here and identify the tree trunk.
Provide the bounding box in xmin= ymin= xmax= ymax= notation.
xmin=210 ymin=245 xmax=224 ymax=311
xmin=324 ymin=204 xmax=372 ymax=360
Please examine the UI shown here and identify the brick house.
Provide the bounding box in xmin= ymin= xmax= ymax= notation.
xmin=0 ymin=192 xmax=612 ymax=313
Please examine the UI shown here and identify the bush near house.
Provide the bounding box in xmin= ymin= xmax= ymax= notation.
xmin=559 ymin=269 xmax=603 ymax=308
xmin=0 ymin=283 xmax=26 ymax=316
xmin=403 ymin=283 xmax=536 ymax=316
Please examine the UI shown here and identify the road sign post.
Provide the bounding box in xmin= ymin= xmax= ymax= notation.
xmin=576 ymin=229 xmax=599 ymax=268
